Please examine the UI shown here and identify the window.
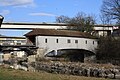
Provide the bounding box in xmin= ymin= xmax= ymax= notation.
xmin=17 ymin=43 xmax=21 ymax=45
xmin=67 ymin=39 xmax=71 ymax=43
xmin=45 ymin=39 xmax=47 ymax=43
xmin=85 ymin=40 xmax=87 ymax=44
xmin=97 ymin=41 xmax=99 ymax=44
xmin=93 ymin=41 xmax=94 ymax=45
xmin=75 ymin=40 xmax=78 ymax=43
xmin=56 ymin=39 xmax=58 ymax=43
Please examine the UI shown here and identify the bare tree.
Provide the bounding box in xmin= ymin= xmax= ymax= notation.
xmin=56 ymin=12 xmax=96 ymax=33
xmin=100 ymin=14 xmax=112 ymax=25
xmin=56 ymin=15 xmax=70 ymax=23
xmin=67 ymin=12 xmax=86 ymax=31
xmin=96 ymin=37 xmax=120 ymax=64
xmin=84 ymin=15 xmax=96 ymax=33
xmin=101 ymin=0 xmax=120 ymax=24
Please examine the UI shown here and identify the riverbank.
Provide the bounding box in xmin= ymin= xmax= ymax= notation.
xmin=0 ymin=65 xmax=111 ymax=80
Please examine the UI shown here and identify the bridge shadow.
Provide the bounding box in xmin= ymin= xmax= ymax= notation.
xmin=46 ymin=49 xmax=95 ymax=62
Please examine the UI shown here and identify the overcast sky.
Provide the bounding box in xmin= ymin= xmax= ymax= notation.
xmin=0 ymin=0 xmax=103 ymax=36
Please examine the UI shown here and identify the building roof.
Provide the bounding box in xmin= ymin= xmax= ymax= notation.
xmin=0 ymin=35 xmax=26 ymax=39
xmin=24 ymin=28 xmax=97 ymax=39
xmin=94 ymin=25 xmax=113 ymax=27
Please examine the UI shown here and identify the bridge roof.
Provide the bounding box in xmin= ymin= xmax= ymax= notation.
xmin=24 ymin=28 xmax=97 ymax=39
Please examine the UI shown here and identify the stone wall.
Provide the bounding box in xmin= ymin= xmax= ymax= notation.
xmin=30 ymin=61 xmax=120 ymax=79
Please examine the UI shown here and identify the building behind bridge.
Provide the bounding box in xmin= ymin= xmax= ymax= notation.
xmin=0 ymin=35 xmax=26 ymax=46
xmin=0 ymin=35 xmax=27 ymax=64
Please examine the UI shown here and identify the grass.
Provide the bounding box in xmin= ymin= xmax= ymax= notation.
xmin=0 ymin=66 xmax=111 ymax=80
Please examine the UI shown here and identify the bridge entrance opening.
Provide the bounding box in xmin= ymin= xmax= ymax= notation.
xmin=58 ymin=49 xmax=84 ymax=62
xmin=46 ymin=49 xmax=95 ymax=62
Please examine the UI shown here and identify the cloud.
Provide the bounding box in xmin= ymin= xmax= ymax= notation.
xmin=0 ymin=0 xmax=35 ymax=7
xmin=0 ymin=10 xmax=10 ymax=15
xmin=29 ymin=12 xmax=57 ymax=17
xmin=74 ymin=0 xmax=79 ymax=6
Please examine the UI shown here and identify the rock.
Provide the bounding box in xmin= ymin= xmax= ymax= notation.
xmin=30 ymin=61 xmax=120 ymax=79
